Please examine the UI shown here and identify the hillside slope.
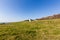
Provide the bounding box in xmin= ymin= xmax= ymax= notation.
xmin=37 ymin=14 xmax=60 ymax=20
xmin=0 ymin=19 xmax=60 ymax=40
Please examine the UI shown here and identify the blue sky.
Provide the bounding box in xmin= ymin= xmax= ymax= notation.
xmin=0 ymin=0 xmax=60 ymax=22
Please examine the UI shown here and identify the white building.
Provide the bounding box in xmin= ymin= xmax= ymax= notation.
xmin=29 ymin=19 xmax=31 ymax=22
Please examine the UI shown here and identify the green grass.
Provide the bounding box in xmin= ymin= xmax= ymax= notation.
xmin=0 ymin=19 xmax=60 ymax=40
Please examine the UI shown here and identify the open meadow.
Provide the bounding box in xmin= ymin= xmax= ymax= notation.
xmin=0 ymin=19 xmax=60 ymax=40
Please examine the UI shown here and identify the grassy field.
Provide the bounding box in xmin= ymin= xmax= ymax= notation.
xmin=0 ymin=19 xmax=60 ymax=40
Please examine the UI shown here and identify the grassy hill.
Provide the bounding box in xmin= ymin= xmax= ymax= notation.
xmin=36 ymin=14 xmax=60 ymax=20
xmin=0 ymin=19 xmax=60 ymax=40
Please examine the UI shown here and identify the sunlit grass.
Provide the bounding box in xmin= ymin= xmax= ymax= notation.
xmin=0 ymin=19 xmax=60 ymax=40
